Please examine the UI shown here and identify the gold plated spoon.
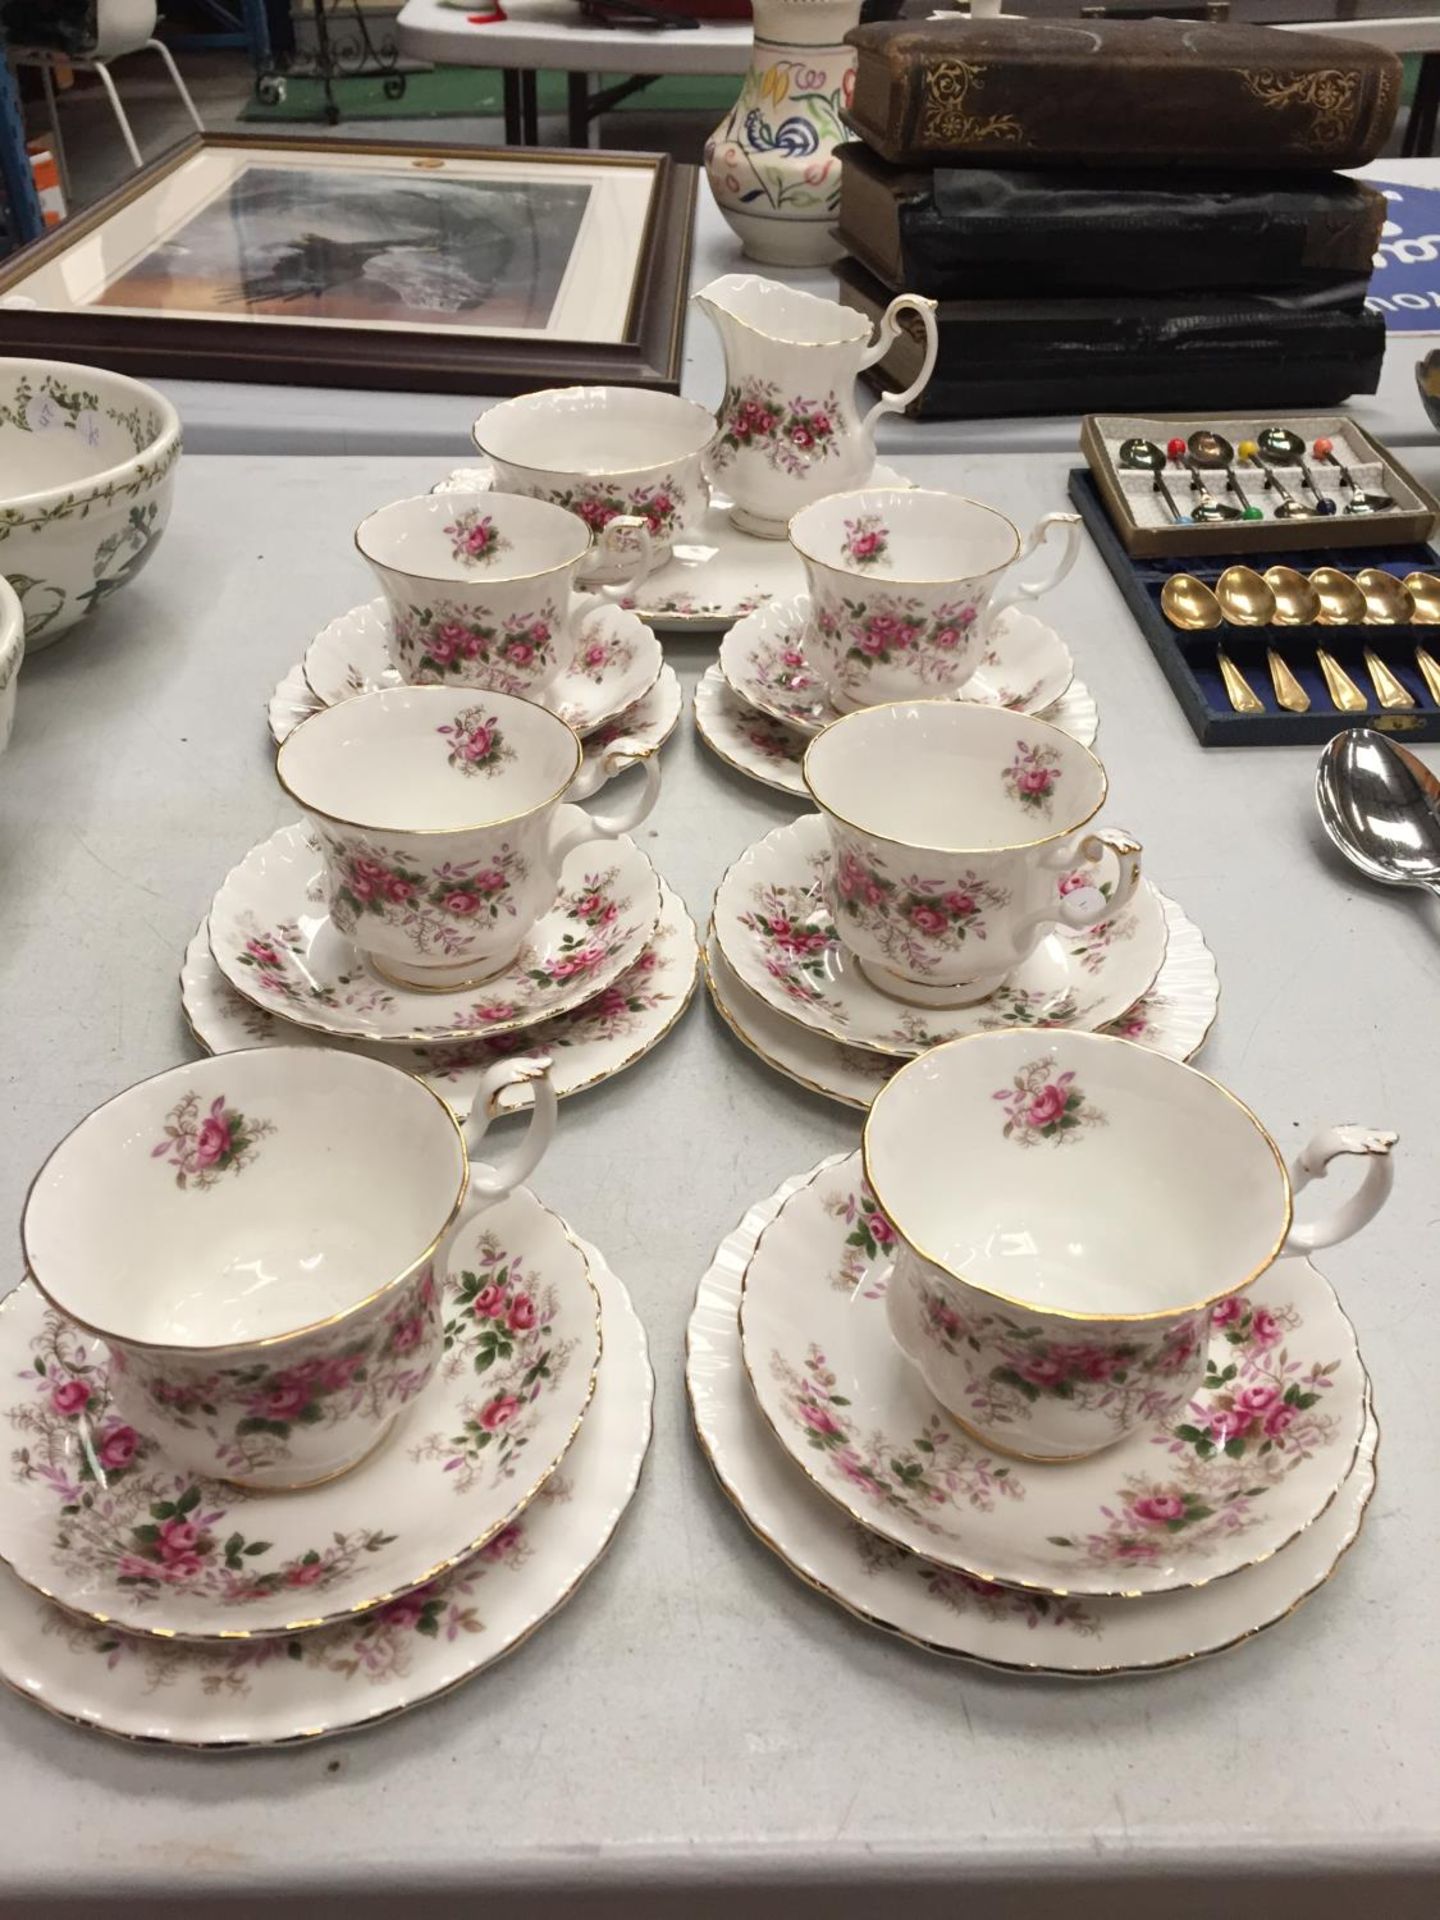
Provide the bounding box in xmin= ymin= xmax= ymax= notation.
xmin=1416 ymin=646 xmax=1440 ymax=703
xmin=1160 ymin=574 xmax=1223 ymax=630
xmin=1363 ymin=647 xmax=1416 ymax=710
xmin=1310 ymin=567 xmax=1368 ymax=626
xmin=1266 ymin=649 xmax=1311 ymax=712
xmin=1214 ymin=566 xmax=1277 ymax=626
xmin=1316 ymin=649 xmax=1368 ymax=713
xmin=1401 ymin=571 xmax=1440 ymax=624
xmin=1217 ymin=652 xmax=1264 ymax=714
xmin=1355 ymin=568 xmax=1415 ymax=626
xmin=1263 ymin=565 xmax=1322 ymax=626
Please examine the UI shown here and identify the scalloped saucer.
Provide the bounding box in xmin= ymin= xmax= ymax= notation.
xmin=0 ymin=1188 xmax=602 ymax=1643
xmin=705 ymin=885 xmax=1217 ymax=1109
xmin=713 ymin=813 xmax=1169 ymax=1057
xmin=209 ymin=817 xmax=663 ymax=1047
xmin=688 ymin=1161 xmax=1378 ymax=1676
xmin=433 ymin=461 xmax=912 ymax=633
xmin=737 ymin=1153 xmax=1367 ymax=1600
xmin=0 ymin=1238 xmax=650 ymax=1744
xmin=303 ymin=598 xmax=663 ymax=740
xmin=694 ymin=665 xmax=1099 ymax=799
xmin=720 ymin=597 xmax=1074 ymax=736
xmin=184 ymin=883 xmax=698 ymax=1121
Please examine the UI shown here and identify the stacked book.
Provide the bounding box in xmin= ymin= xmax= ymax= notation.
xmin=834 ymin=17 xmax=1402 ymax=418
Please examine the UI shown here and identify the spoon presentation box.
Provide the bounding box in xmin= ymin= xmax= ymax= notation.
xmin=1070 ymin=466 xmax=1440 ymax=748
xmin=1080 ymin=414 xmax=1440 ymax=559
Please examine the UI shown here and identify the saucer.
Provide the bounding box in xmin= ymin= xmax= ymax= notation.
xmin=705 ymin=885 xmax=1218 ymax=1108
xmin=303 ymin=598 xmax=663 ymax=740
xmin=0 ymin=1189 xmax=602 ymax=1641
xmin=688 ymin=1162 xmax=1378 ymax=1676
xmin=182 ymin=886 xmax=700 ymax=1120
xmin=694 ymin=665 xmax=1099 ymax=799
xmin=738 ymin=1152 xmax=1367 ymax=1599
xmin=720 ymin=598 xmax=1074 ymax=736
xmin=713 ymin=813 xmax=1169 ymax=1057
xmin=0 ymin=1239 xmax=651 ymax=1744
xmin=209 ymin=817 xmax=664 ymax=1046
xmin=434 ymin=461 xmax=912 ymax=634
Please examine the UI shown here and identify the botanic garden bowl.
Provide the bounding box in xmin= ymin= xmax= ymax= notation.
xmin=0 ymin=357 xmax=181 ymax=649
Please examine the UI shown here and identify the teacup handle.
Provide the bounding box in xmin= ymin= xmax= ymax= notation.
xmin=1015 ymin=829 xmax=1144 ymax=941
xmin=1283 ymin=1126 xmax=1397 ymax=1253
xmin=857 ymin=294 xmax=939 ymax=456
xmin=550 ymin=736 xmax=662 ymax=863
xmin=572 ymin=515 xmax=656 ymax=615
xmin=985 ymin=513 xmax=1083 ymax=632
xmin=457 ymin=1057 xmax=557 ymax=1208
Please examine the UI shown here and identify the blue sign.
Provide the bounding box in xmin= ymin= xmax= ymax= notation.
xmin=1365 ymin=180 xmax=1440 ymax=332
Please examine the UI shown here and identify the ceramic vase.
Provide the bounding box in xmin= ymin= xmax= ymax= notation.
xmin=704 ymin=0 xmax=861 ymax=268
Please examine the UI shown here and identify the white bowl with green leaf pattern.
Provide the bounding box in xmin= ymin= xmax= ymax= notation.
xmin=0 ymin=358 xmax=181 ymax=649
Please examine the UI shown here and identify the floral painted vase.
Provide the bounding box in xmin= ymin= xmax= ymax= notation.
xmin=704 ymin=0 xmax=862 ymax=267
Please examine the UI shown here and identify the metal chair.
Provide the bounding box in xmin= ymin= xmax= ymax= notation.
xmin=10 ymin=0 xmax=204 ymax=200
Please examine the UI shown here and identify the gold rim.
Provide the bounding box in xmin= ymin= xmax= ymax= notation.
xmin=473 ymin=388 xmax=715 ymax=476
xmin=353 ymin=493 xmax=591 ymax=584
xmin=703 ymin=936 xmax=872 ymax=1111
xmin=0 ymin=1258 xmax=652 ymax=1738
xmin=802 ymin=698 xmax=1108 ymax=855
xmin=20 ymin=1046 xmax=470 ymax=1358
xmin=693 ymin=671 xmax=806 ymax=797
xmin=733 ymin=1157 xmax=1366 ymax=1601
xmin=276 ymin=686 xmax=584 ymax=838
xmin=695 ymin=277 xmax=872 ymax=351
xmin=788 ymin=487 xmax=1022 ymax=581
xmin=0 ymin=1213 xmax=608 ymax=1644
xmin=863 ymin=1030 xmax=1291 ymax=1324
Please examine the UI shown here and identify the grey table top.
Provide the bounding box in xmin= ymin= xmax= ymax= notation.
xmin=149 ymin=171 xmax=1440 ymax=462
xmin=1 ymin=451 xmax=1437 ymax=1920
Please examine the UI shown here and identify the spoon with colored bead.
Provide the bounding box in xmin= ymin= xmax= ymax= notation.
xmin=1236 ymin=438 xmax=1316 ymax=520
xmin=1168 ymin=435 xmax=1241 ymax=522
xmin=1312 ymin=436 xmax=1395 ymax=516
xmin=1185 ymin=430 xmax=1262 ymax=522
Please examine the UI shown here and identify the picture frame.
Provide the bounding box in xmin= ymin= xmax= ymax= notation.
xmin=0 ymin=134 xmax=697 ymax=394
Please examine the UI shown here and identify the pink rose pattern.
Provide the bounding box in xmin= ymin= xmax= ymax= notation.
xmin=810 ymin=588 xmax=980 ymax=693
xmin=151 ymin=1090 xmax=275 ymax=1192
xmin=231 ymin=912 xmax=395 ymax=1019
xmin=852 ymin=1528 xmax=1102 ymax=1639
xmin=1001 ymin=739 xmax=1063 ymax=817
xmin=324 ymin=831 xmax=529 ymax=961
xmin=824 ymin=1183 xmax=896 ymax=1300
xmin=840 ymin=513 xmax=889 ymax=570
xmin=7 ymin=1310 xmax=404 ymax=1608
xmin=444 ymin=507 xmax=510 ymax=568
xmin=830 ymin=833 xmax=1011 ymax=981
xmin=540 ymin=475 xmax=687 ymax=543
xmin=917 ymin=1279 xmax=1205 ymax=1443
xmin=435 ymin=707 xmax=513 ymax=779
xmin=1048 ymin=1294 xmax=1345 ymax=1571
xmin=710 ymin=379 xmax=843 ymax=479
xmin=391 ymin=598 xmax=558 ymax=692
xmin=993 ymin=1058 xmax=1105 ymax=1146
xmin=746 ymin=632 xmax=824 ymax=722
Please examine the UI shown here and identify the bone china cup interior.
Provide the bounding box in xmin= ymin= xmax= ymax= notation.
xmin=803 ymin=701 xmax=1141 ymax=1006
xmin=472 ymin=386 xmax=714 ymax=577
xmin=277 ymin=685 xmax=595 ymax=991
xmin=866 ymin=1031 xmax=1291 ymax=1461
xmin=789 ymin=489 xmax=1019 ymax=708
xmin=355 ymin=491 xmax=624 ymax=698
xmin=22 ymin=1048 xmax=468 ymax=1490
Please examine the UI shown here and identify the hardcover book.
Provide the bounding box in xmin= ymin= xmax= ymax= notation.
xmin=843 ymin=19 xmax=1402 ymax=171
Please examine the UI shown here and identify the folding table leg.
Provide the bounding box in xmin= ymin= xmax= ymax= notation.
xmin=503 ymin=69 xmax=522 ymax=146
xmin=567 ymin=71 xmax=589 ymax=148
xmin=520 ymin=68 xmax=539 ymax=144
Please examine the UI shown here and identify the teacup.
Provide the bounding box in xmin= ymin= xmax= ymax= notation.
xmin=866 ymin=1030 xmax=1396 ymax=1462
xmin=22 ymin=1045 xmax=558 ymax=1490
xmin=277 ymin=686 xmax=659 ymax=991
xmin=803 ymin=700 xmax=1143 ymax=1007
xmin=355 ymin=491 xmax=655 ymax=698
xmin=472 ymin=386 xmax=715 ymax=581
xmin=788 ymin=489 xmax=1081 ymax=712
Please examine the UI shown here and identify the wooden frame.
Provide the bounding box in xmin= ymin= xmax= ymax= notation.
xmin=0 ymin=134 xmax=697 ymax=395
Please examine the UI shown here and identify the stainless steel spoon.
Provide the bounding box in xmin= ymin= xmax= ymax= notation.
xmin=1316 ymin=728 xmax=1440 ymax=896
xmin=1118 ymin=437 xmax=1186 ymax=523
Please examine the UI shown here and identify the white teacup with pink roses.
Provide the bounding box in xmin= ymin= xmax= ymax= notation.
xmin=865 ymin=1029 xmax=1396 ymax=1461
xmin=803 ymin=700 xmax=1144 ymax=1008
xmin=277 ymin=685 xmax=659 ymax=992
xmin=356 ymin=491 xmax=655 ymax=698
xmin=788 ymin=488 xmax=1081 ymax=713
xmin=21 ymin=1046 xmax=558 ymax=1490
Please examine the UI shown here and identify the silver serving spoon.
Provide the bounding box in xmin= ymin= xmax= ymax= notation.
xmin=1316 ymin=728 xmax=1440 ymax=896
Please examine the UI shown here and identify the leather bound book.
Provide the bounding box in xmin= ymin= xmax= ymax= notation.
xmin=831 ymin=255 xmax=1385 ymax=419
xmin=836 ymin=146 xmax=1388 ymax=298
xmin=843 ymin=19 xmax=1402 ymax=170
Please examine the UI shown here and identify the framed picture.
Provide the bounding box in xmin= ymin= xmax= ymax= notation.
xmin=0 ymin=135 xmax=696 ymax=393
